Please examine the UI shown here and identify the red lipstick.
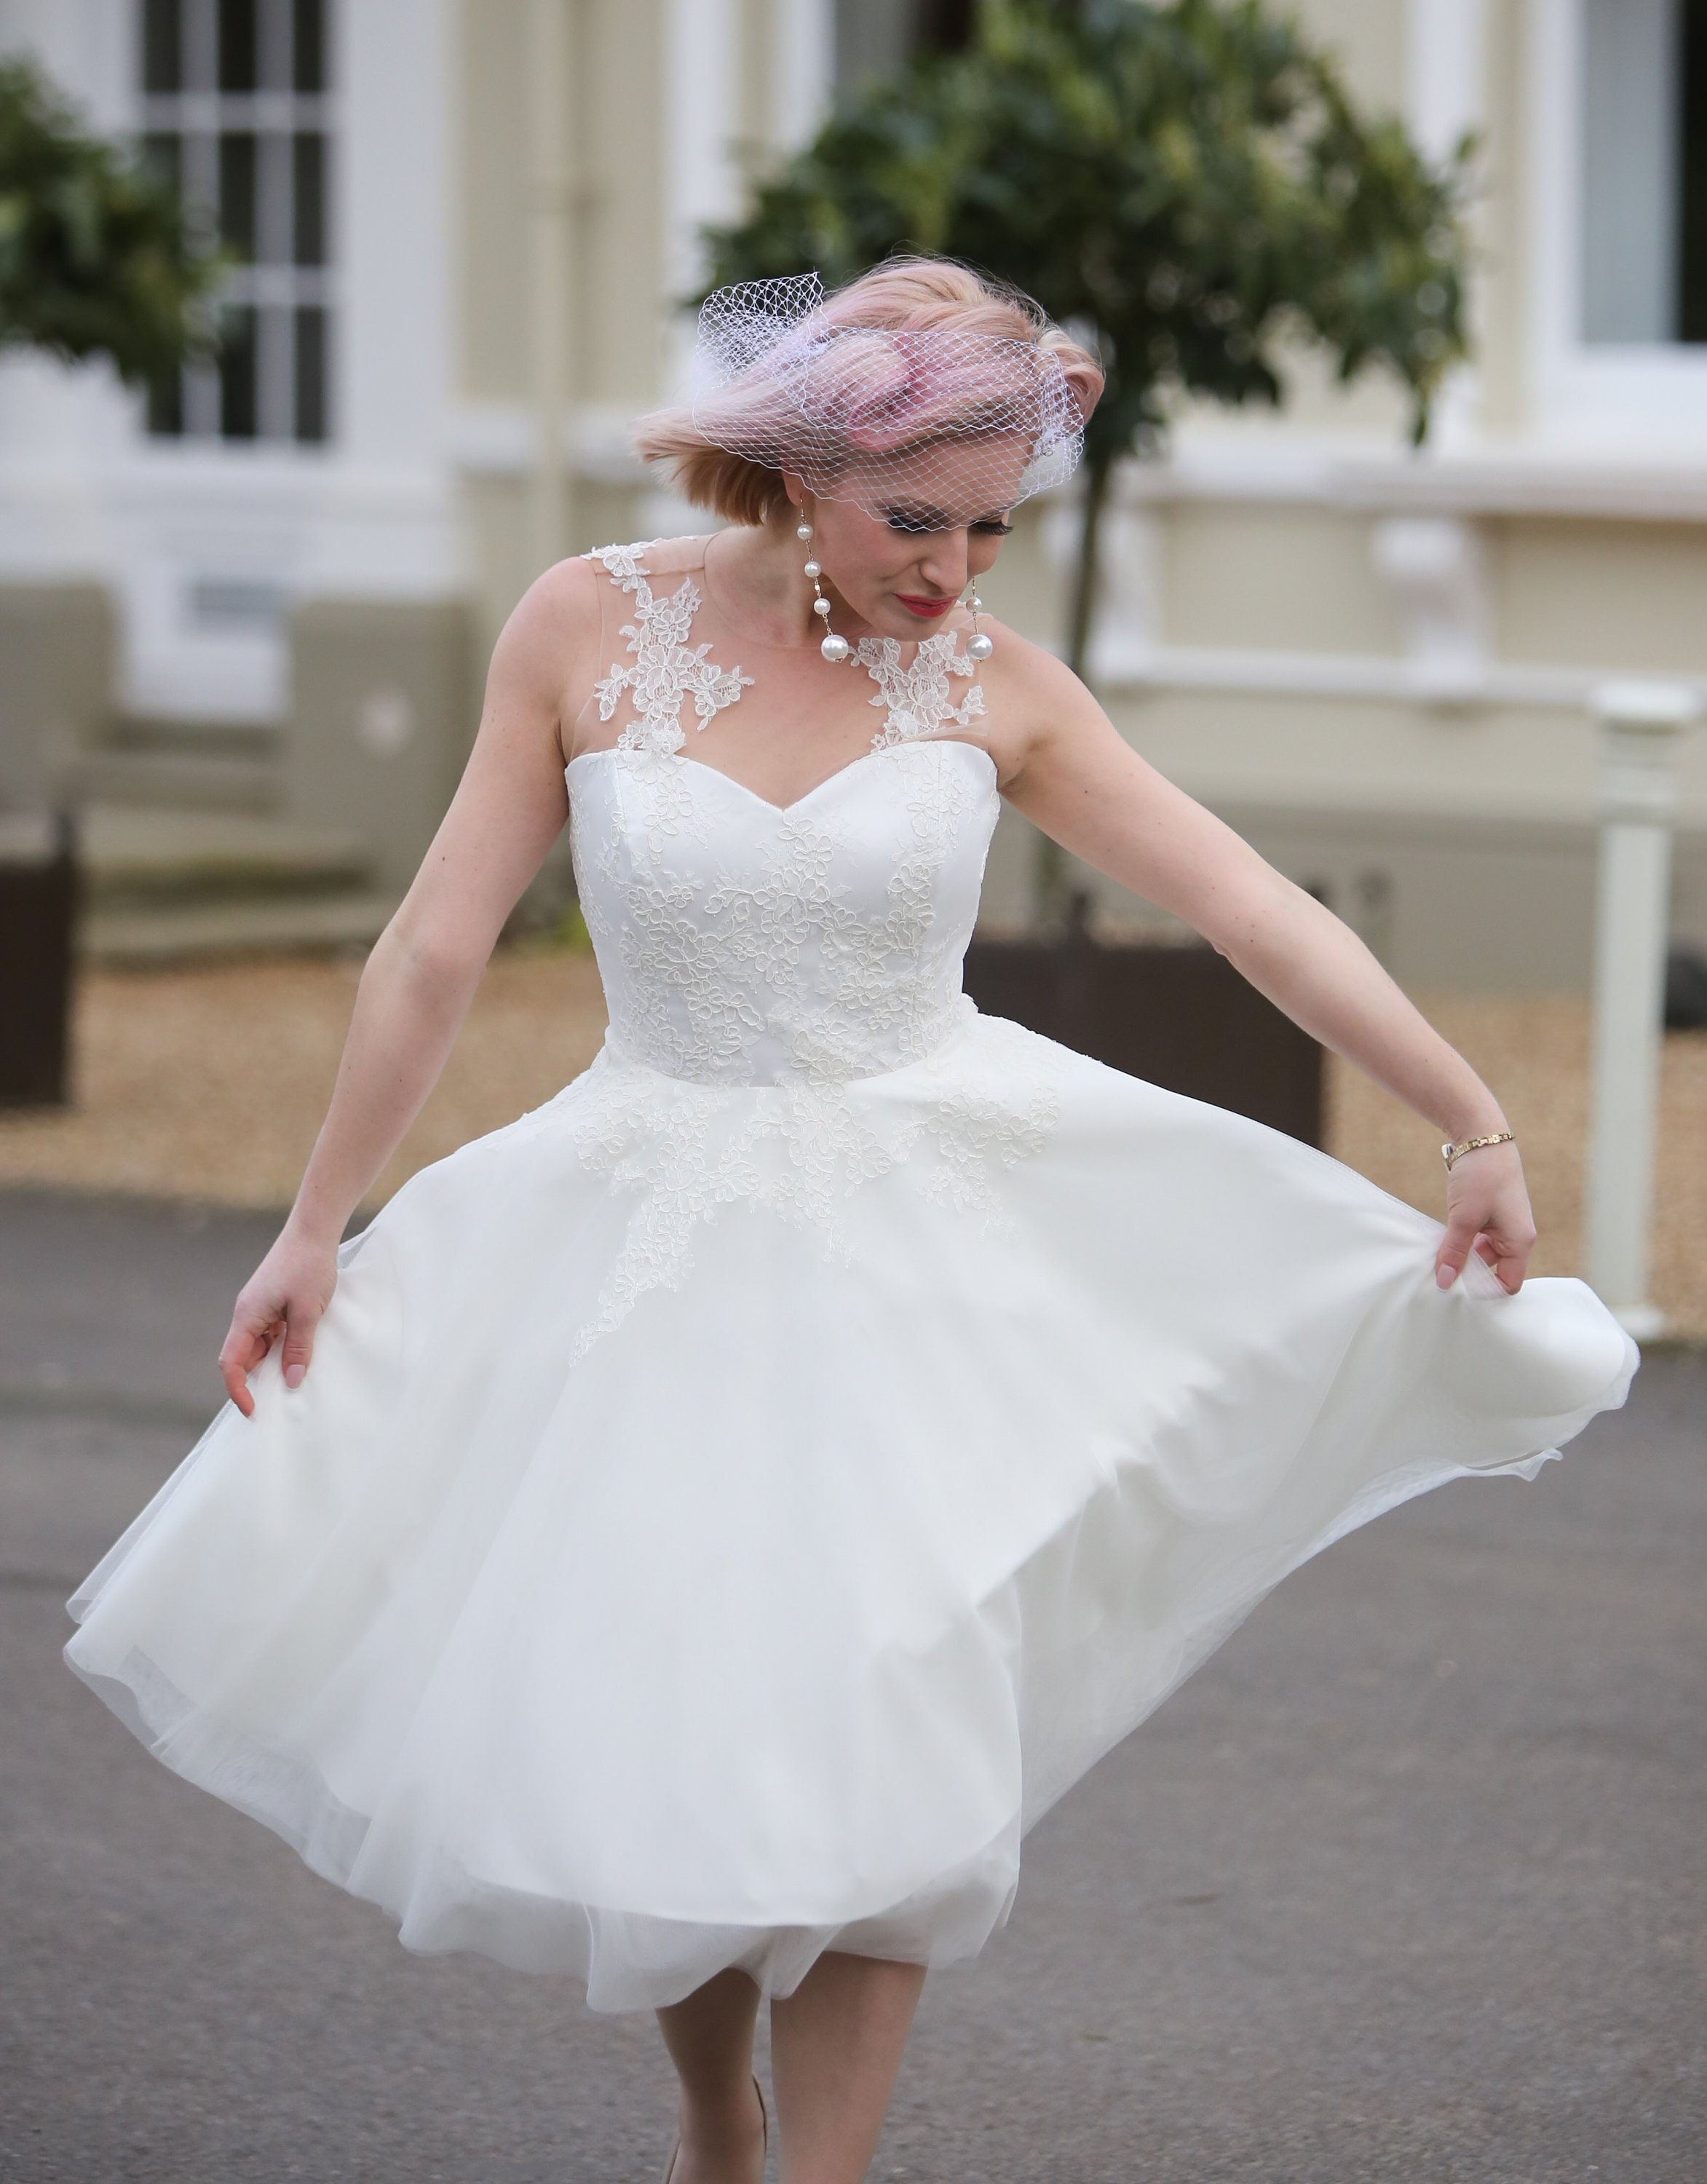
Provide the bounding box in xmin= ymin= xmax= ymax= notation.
xmin=896 ymin=593 xmax=954 ymax=618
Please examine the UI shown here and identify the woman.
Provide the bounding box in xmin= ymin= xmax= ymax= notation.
xmin=65 ymin=261 xmax=1636 ymax=2184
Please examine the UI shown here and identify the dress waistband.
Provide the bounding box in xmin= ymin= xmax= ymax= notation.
xmin=598 ymin=992 xmax=980 ymax=1092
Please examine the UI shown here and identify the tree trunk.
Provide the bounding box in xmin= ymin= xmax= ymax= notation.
xmin=1033 ymin=446 xmax=1115 ymax=933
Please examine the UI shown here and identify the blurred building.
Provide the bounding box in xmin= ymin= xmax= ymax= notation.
xmin=0 ymin=0 xmax=1703 ymax=984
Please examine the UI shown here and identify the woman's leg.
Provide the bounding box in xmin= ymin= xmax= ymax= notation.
xmin=769 ymin=1951 xmax=927 ymax=2184
xmin=655 ymin=1968 xmax=768 ymax=2183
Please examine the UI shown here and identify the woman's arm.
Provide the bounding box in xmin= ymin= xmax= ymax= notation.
xmin=218 ymin=556 xmax=600 ymax=1413
xmin=997 ymin=649 xmax=1535 ymax=1294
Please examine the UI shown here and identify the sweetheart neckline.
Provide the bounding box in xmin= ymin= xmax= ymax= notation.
xmin=563 ymin=736 xmax=999 ymax=818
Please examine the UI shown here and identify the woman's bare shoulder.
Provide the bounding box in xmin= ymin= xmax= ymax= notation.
xmin=494 ymin=553 xmax=606 ymax=682
xmin=970 ymin=618 xmax=1104 ymax=759
xmin=973 ymin=620 xmax=1090 ymax=706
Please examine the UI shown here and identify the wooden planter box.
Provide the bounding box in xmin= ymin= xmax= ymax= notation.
xmin=962 ymin=893 xmax=1323 ymax=1147
xmin=0 ymin=811 xmax=79 ymax=1108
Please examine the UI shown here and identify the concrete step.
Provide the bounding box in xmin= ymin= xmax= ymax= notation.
xmin=66 ymin=745 xmax=282 ymax=815
xmin=113 ymin=715 xmax=285 ymax=759
xmin=67 ymin=715 xmax=285 ymax=815
xmin=81 ymin=887 xmax=400 ymax=963
xmin=78 ymin=805 xmax=371 ymax=906
xmin=63 ymin=804 xmax=393 ymax=962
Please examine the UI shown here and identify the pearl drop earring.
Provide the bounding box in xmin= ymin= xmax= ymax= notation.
xmin=799 ymin=515 xmax=851 ymax=664
xmin=965 ymin=585 xmax=994 ymax=662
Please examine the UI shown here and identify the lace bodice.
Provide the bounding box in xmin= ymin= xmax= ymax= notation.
xmin=518 ymin=539 xmax=1067 ymax=1366
xmin=569 ymin=539 xmax=999 ymax=1088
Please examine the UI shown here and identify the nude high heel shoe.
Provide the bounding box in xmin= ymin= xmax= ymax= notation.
xmin=662 ymin=2071 xmax=768 ymax=2183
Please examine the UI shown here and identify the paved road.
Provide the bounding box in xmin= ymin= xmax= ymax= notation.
xmin=1 ymin=1189 xmax=1703 ymax=2183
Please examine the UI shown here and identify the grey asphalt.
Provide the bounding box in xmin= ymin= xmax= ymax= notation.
xmin=1 ymin=1187 xmax=1703 ymax=2183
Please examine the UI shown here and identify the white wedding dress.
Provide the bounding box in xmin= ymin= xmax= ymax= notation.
xmin=65 ymin=537 xmax=1638 ymax=2014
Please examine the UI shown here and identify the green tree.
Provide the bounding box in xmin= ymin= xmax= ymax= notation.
xmin=0 ymin=55 xmax=220 ymax=392
xmin=700 ymin=0 xmax=1473 ymax=924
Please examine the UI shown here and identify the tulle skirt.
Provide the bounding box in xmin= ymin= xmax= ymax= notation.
xmin=63 ymin=1010 xmax=1638 ymax=2012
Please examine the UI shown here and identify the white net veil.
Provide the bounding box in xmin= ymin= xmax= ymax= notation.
xmin=688 ymin=272 xmax=1087 ymax=528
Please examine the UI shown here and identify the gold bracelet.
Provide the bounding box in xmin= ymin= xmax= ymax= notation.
xmin=1441 ymin=1130 xmax=1516 ymax=1172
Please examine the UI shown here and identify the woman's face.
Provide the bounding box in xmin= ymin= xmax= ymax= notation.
xmin=785 ymin=435 xmax=1024 ymax=640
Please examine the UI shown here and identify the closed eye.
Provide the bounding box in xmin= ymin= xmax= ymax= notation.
xmin=882 ymin=507 xmax=1014 ymax=537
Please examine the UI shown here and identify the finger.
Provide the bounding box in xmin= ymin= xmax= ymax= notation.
xmin=1434 ymin=1210 xmax=1482 ymax=1289
xmin=218 ymin=1329 xmax=265 ymax=1416
xmin=1489 ymin=1233 xmax=1533 ymax=1296
xmin=218 ymin=1313 xmax=282 ymax=1417
xmin=280 ymin=1302 xmax=325 ymax=1390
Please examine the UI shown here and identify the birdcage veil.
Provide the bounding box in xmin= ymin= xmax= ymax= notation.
xmin=686 ymin=272 xmax=1088 ymax=526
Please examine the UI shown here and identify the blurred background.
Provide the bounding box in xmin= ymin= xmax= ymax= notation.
xmin=0 ymin=0 xmax=1702 ymax=1329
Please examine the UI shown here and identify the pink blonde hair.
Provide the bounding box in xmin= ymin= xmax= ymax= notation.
xmin=633 ymin=258 xmax=1105 ymax=528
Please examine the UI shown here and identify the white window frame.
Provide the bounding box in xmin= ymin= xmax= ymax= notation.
xmin=0 ymin=0 xmax=459 ymax=721
xmin=138 ymin=0 xmax=338 ymax=445
xmin=1526 ymin=0 xmax=1707 ymax=448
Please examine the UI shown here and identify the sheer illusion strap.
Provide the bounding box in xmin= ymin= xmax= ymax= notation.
xmin=588 ymin=539 xmax=753 ymax=758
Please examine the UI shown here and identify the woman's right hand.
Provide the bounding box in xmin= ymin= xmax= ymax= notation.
xmin=218 ymin=1224 xmax=341 ymax=1417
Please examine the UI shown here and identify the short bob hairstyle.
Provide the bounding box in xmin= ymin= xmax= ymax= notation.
xmin=633 ymin=257 xmax=1105 ymax=529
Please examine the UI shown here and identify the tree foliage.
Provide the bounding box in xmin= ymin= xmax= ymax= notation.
xmin=0 ymin=57 xmax=220 ymax=389
xmin=700 ymin=0 xmax=1473 ymax=922
xmin=703 ymin=4 xmax=1470 ymax=596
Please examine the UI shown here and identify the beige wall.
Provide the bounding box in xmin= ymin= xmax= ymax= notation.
xmin=1162 ymin=506 xmax=1406 ymax=656
xmin=1290 ymin=0 xmax=1407 ymax=110
xmin=1494 ymin=523 xmax=1707 ymax=676
xmin=286 ymin=599 xmax=478 ymax=893
xmin=577 ymin=0 xmax=669 ymax=405
xmin=455 ymin=0 xmax=670 ymax=409
xmin=0 ymin=586 xmax=116 ymax=808
xmin=458 ymin=4 xmax=534 ymax=405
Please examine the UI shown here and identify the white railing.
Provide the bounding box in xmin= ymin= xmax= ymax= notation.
xmin=1584 ymin=681 xmax=1699 ymax=1337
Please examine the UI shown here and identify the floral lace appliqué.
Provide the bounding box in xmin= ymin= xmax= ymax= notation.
xmin=855 ymin=632 xmax=986 ymax=748
xmin=591 ymin=540 xmax=754 ymax=756
xmin=512 ymin=1019 xmax=1068 ymax=1366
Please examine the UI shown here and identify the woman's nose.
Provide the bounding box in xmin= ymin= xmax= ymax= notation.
xmin=919 ymin=532 xmax=970 ymax=596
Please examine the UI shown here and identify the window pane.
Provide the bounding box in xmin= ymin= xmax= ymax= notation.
xmin=218 ymin=132 xmax=257 ymax=257
xmin=914 ymin=0 xmax=975 ymax=56
xmin=296 ymin=305 xmax=328 ymax=441
xmin=1680 ymin=0 xmax=1707 ymax=341
xmin=218 ymin=0 xmax=258 ymax=92
xmin=259 ymin=303 xmax=294 ymax=435
xmin=1581 ymin=0 xmax=1681 ymax=341
xmin=219 ymin=305 xmax=259 ymax=438
xmin=293 ymin=0 xmax=327 ymax=92
xmin=142 ymin=0 xmax=182 ymax=92
xmin=293 ymin=131 xmax=325 ymax=265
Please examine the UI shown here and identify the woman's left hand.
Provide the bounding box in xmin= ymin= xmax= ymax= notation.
xmin=1435 ymin=1142 xmax=1537 ymax=1294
